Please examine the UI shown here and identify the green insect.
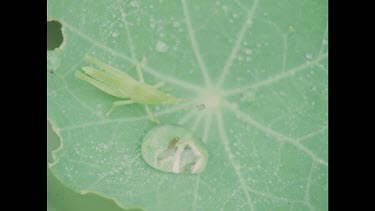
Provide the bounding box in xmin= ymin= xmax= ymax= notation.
xmin=75 ymin=55 xmax=184 ymax=124
xmin=141 ymin=124 xmax=208 ymax=174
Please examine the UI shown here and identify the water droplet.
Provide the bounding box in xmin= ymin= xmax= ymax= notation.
xmin=130 ymin=0 xmax=140 ymax=7
xmin=245 ymin=48 xmax=252 ymax=55
xmin=141 ymin=124 xmax=208 ymax=174
xmin=156 ymin=41 xmax=169 ymax=53
xmin=172 ymin=21 xmax=180 ymax=27
xmin=322 ymin=39 xmax=328 ymax=45
xmin=222 ymin=5 xmax=228 ymax=13
xmin=305 ymin=53 xmax=313 ymax=60
xmin=112 ymin=31 xmax=120 ymax=37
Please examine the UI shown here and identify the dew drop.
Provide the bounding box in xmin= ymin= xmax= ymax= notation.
xmin=245 ymin=48 xmax=252 ymax=55
xmin=156 ymin=41 xmax=169 ymax=53
xmin=130 ymin=0 xmax=140 ymax=8
xmin=111 ymin=31 xmax=120 ymax=37
xmin=172 ymin=21 xmax=180 ymax=27
xmin=322 ymin=39 xmax=328 ymax=45
xmin=141 ymin=124 xmax=208 ymax=174
xmin=305 ymin=53 xmax=313 ymax=60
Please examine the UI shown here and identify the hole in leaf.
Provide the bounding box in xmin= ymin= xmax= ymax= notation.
xmin=47 ymin=20 xmax=63 ymax=50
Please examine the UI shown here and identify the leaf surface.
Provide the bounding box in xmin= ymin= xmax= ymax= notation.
xmin=47 ymin=0 xmax=328 ymax=210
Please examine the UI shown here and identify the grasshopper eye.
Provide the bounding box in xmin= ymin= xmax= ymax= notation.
xmin=141 ymin=124 xmax=208 ymax=174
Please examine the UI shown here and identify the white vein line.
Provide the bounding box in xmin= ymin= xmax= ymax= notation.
xmin=281 ymin=35 xmax=288 ymax=71
xmin=267 ymin=103 xmax=305 ymax=128
xmin=86 ymin=173 xmax=110 ymax=190
xmin=191 ymin=112 xmax=204 ymax=132
xmin=47 ymin=86 xmax=65 ymax=97
xmin=191 ymin=114 xmax=203 ymax=211
xmin=304 ymin=162 xmax=317 ymax=211
xmin=62 ymin=21 xmax=202 ymax=92
xmin=60 ymin=102 xmax=194 ymax=131
xmin=315 ymin=63 xmax=328 ymax=74
xmin=60 ymin=115 xmax=148 ymax=131
xmin=223 ymin=53 xmax=328 ymax=96
xmin=293 ymin=141 xmax=327 ymax=166
xmin=216 ymin=0 xmax=259 ymax=86
xmin=62 ymin=21 xmax=134 ymax=64
xmin=178 ymin=109 xmax=197 ymax=124
xmin=141 ymin=64 xmax=202 ymax=92
xmin=216 ymin=111 xmax=254 ymax=211
xmin=62 ymin=61 xmax=82 ymax=78
xmin=223 ymin=101 xmax=328 ymax=166
xmin=266 ymin=20 xmax=288 ymax=72
xmin=107 ymin=123 xmax=121 ymax=144
xmin=318 ymin=23 xmax=328 ymax=58
xmin=61 ymin=45 xmax=96 ymax=78
xmin=297 ymin=127 xmax=328 ymax=142
xmin=275 ymin=142 xmax=285 ymax=173
xmin=191 ymin=154 xmax=201 ymax=211
xmin=118 ymin=2 xmax=136 ymax=59
xmin=181 ymin=0 xmax=212 ymax=87
xmin=223 ymin=101 xmax=294 ymax=142
xmin=248 ymin=188 xmax=303 ymax=203
xmin=202 ymin=112 xmax=212 ymax=143
xmin=304 ymin=162 xmax=315 ymax=202
xmin=223 ymin=184 xmax=305 ymax=206
xmin=63 ymin=158 xmax=107 ymax=172
xmin=62 ymin=80 xmax=105 ymax=119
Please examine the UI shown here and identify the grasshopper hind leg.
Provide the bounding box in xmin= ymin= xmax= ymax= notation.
xmin=145 ymin=105 xmax=160 ymax=124
xmin=106 ymin=100 xmax=134 ymax=117
xmin=106 ymin=100 xmax=160 ymax=125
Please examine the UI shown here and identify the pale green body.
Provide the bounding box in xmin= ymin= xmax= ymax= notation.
xmin=75 ymin=55 xmax=183 ymax=122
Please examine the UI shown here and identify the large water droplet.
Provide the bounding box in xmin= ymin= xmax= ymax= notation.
xmin=141 ymin=124 xmax=208 ymax=174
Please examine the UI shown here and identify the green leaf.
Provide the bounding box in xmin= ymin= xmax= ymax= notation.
xmin=47 ymin=0 xmax=328 ymax=210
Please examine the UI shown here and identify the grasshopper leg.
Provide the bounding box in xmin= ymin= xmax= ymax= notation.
xmin=145 ymin=105 xmax=160 ymax=124
xmin=106 ymin=100 xmax=134 ymax=117
xmin=152 ymin=82 xmax=165 ymax=89
xmin=136 ymin=57 xmax=146 ymax=83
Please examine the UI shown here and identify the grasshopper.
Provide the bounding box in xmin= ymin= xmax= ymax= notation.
xmin=75 ymin=55 xmax=184 ymax=124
